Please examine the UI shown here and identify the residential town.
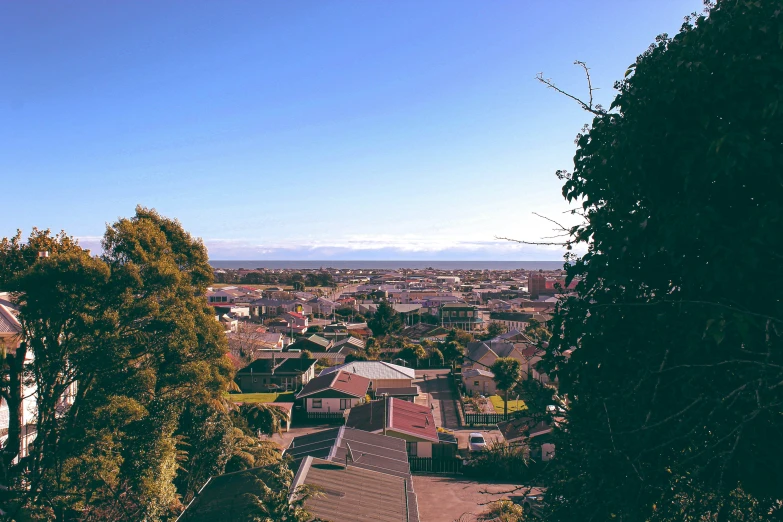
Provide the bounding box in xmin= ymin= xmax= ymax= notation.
xmin=175 ymin=266 xmax=574 ymax=520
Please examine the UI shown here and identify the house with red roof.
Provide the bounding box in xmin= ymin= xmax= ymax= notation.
xmin=346 ymin=397 xmax=456 ymax=459
xmin=295 ymin=369 xmax=370 ymax=415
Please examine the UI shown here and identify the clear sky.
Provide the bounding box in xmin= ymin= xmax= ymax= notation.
xmin=1 ymin=1 xmax=703 ymax=260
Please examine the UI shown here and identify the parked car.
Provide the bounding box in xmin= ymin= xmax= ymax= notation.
xmin=468 ymin=432 xmax=487 ymax=452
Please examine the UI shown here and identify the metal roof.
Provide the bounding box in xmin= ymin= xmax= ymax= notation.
xmin=319 ymin=361 xmax=416 ymax=381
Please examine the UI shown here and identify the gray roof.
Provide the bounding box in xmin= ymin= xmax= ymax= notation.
xmin=291 ymin=456 xmax=419 ymax=522
xmin=320 ymin=361 xmax=416 ymax=380
xmin=285 ymin=426 xmax=412 ymax=480
xmin=462 ymin=368 xmax=495 ymax=378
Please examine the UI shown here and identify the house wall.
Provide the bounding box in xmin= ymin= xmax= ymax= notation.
xmin=237 ymin=372 xmax=309 ymax=393
xmin=306 ymin=397 xmax=362 ymax=413
xmin=463 ymin=375 xmax=496 ymax=396
xmin=416 ymin=441 xmax=432 ymax=458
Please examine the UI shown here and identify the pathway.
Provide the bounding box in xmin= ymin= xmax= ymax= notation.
xmin=415 ymin=369 xmax=460 ymax=430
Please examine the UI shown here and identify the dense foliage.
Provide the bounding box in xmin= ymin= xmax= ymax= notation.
xmin=542 ymin=1 xmax=783 ymax=520
xmin=368 ymin=300 xmax=403 ymax=336
xmin=0 ymin=208 xmax=274 ymax=521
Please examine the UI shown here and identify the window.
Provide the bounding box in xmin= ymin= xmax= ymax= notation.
xmin=312 ymin=399 xmax=322 ymax=409
xmin=459 ymin=311 xmax=466 ymax=317
xmin=339 ymin=399 xmax=350 ymax=410
xmin=406 ymin=442 xmax=417 ymax=457
xmin=474 ymin=381 xmax=480 ymax=386
xmin=467 ymin=311 xmax=473 ymax=317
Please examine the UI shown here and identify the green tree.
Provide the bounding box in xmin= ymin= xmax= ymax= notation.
xmin=429 ymin=347 xmax=444 ymax=367
xmin=482 ymin=322 xmax=508 ymax=340
xmin=538 ymin=1 xmax=783 ymax=519
xmin=1 ymin=208 xmax=234 ymax=521
xmin=368 ymin=301 xmax=402 ymax=336
xmin=300 ymin=349 xmax=313 ymax=360
xmin=441 ymin=341 xmax=465 ymax=367
xmin=396 ymin=344 xmax=426 ymax=367
xmin=523 ymin=319 xmax=550 ymax=343
xmin=490 ymin=357 xmax=521 ymax=418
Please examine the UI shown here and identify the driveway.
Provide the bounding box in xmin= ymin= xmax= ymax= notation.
xmin=412 ymin=475 xmax=542 ymax=522
xmin=415 ymin=369 xmax=460 ymax=429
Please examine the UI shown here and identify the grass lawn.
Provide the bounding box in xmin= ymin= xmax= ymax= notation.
xmin=227 ymin=392 xmax=296 ymax=403
xmin=489 ymin=395 xmax=527 ymax=414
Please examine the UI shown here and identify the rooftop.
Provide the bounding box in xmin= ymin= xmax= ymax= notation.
xmin=296 ymin=369 xmax=370 ymax=399
xmin=320 ymin=361 xmax=416 ymax=381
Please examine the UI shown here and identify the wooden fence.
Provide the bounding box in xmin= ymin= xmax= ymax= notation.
xmin=409 ymin=457 xmax=464 ymax=474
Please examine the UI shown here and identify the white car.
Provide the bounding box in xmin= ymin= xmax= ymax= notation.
xmin=468 ymin=432 xmax=487 ymax=452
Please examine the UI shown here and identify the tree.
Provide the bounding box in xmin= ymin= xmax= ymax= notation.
xmin=300 ymin=349 xmax=313 ymax=360
xmin=490 ymin=358 xmax=521 ymax=418
xmin=477 ymin=500 xmax=527 ymax=522
xmin=344 ymin=353 xmax=369 ymax=363
xmin=368 ymin=301 xmax=402 ymax=336
xmin=537 ymin=1 xmax=783 ymax=519
xmin=396 ymin=344 xmax=426 ymax=367
xmin=1 ymin=208 xmax=234 ymax=521
xmin=523 ymin=319 xmax=550 ymax=343
xmin=482 ymin=322 xmax=507 ymax=340
xmin=429 ymin=347 xmax=444 ymax=367
xmin=441 ymin=341 xmax=465 ymax=367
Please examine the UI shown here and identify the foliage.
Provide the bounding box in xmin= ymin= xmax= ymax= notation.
xmin=482 ymin=322 xmax=508 ymax=340
xmin=522 ymin=319 xmax=550 ymax=343
xmin=490 ymin=358 xmax=522 ymax=417
xmin=345 ymin=353 xmax=369 ymax=363
xmin=441 ymin=341 xmax=465 ymax=366
xmin=234 ymin=461 xmax=323 ymax=522
xmin=232 ymin=403 xmax=288 ymax=437
xmin=445 ymin=328 xmax=473 ymax=346
xmin=225 ymin=428 xmax=281 ymax=473
xmin=540 ymin=1 xmax=783 ymax=520
xmin=429 ymin=347 xmax=445 ymax=367
xmin=477 ymin=500 xmax=528 ymax=522
xmin=0 ymin=208 xmax=234 ymax=521
xmin=463 ymin=441 xmax=533 ymax=483
xmin=300 ymin=349 xmax=313 ymax=359
xmin=368 ymin=300 xmax=403 ymax=336
xmin=396 ymin=344 xmax=427 ymax=365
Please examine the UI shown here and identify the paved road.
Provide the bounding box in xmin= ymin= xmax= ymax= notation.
xmin=415 ymin=369 xmax=460 ymax=430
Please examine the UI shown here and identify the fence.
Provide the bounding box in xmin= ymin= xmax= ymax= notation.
xmin=463 ymin=412 xmax=507 ymax=427
xmin=409 ymin=457 xmax=464 ymax=474
xmin=305 ymin=411 xmax=346 ymax=423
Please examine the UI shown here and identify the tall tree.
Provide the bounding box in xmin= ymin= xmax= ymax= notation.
xmin=368 ymin=301 xmax=402 ymax=336
xmin=539 ymin=1 xmax=783 ymax=519
xmin=490 ymin=357 xmax=521 ymax=418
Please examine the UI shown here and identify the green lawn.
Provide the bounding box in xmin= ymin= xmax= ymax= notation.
xmin=489 ymin=395 xmax=527 ymax=414
xmin=227 ymin=392 xmax=296 ymax=403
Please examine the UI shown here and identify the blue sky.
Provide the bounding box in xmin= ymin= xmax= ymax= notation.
xmin=1 ymin=1 xmax=703 ymax=260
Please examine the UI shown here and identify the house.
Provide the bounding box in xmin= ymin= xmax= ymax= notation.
xmin=462 ymin=368 xmax=497 ymax=396
xmin=286 ymin=334 xmax=332 ymax=352
xmin=266 ymin=311 xmax=309 ymax=335
xmin=489 ymin=311 xmax=534 ymax=332
xmin=249 ymin=298 xmax=311 ymax=319
xmin=0 ymin=293 xmax=75 ymax=462
xmin=464 ymin=340 xmax=538 ymax=373
xmin=328 ymin=336 xmax=365 ymax=355
xmin=296 ymin=370 xmax=370 ymax=414
xmin=290 ymin=456 xmax=420 ymax=522
xmin=346 ymin=397 xmax=455 ymax=459
xmin=491 ymin=329 xmax=533 ymax=343
xmin=319 ymin=361 xmax=415 ymax=392
xmin=497 ymin=416 xmax=556 ymax=462
xmin=439 ymin=302 xmax=482 ymax=331
xmin=284 ymin=426 xmax=414 ymax=480
xmin=206 ymin=286 xmax=258 ymax=306
xmin=307 ymin=297 xmax=338 ymax=316
xmin=400 ymin=323 xmax=449 ymax=342
xmin=235 ymin=357 xmax=317 ymax=393
xmin=252 ymin=351 xmax=347 ymax=366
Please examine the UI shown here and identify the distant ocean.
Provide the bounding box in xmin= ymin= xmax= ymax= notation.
xmin=208 ymin=260 xmax=566 ymax=270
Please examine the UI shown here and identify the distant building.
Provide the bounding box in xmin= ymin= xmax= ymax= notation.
xmin=528 ymin=272 xmax=546 ymax=300
xmin=439 ymin=302 xmax=482 ymax=331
